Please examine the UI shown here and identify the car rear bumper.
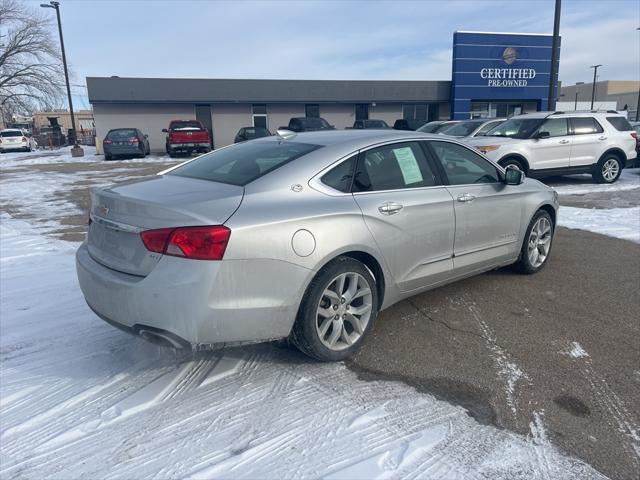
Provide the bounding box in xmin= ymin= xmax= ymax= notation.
xmin=0 ymin=142 xmax=28 ymax=151
xmin=168 ymin=143 xmax=210 ymax=151
xmin=104 ymin=145 xmax=142 ymax=156
xmin=76 ymin=242 xmax=311 ymax=349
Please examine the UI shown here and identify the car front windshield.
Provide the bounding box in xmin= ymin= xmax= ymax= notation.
xmin=483 ymin=118 xmax=544 ymax=139
xmin=1 ymin=130 xmax=23 ymax=137
xmin=439 ymin=121 xmax=485 ymax=137
xmin=303 ymin=118 xmax=331 ymax=129
xmin=168 ymin=141 xmax=321 ymax=186
xmin=365 ymin=120 xmax=388 ymax=128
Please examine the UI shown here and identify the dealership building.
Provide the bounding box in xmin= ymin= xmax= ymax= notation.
xmin=88 ymin=31 xmax=560 ymax=152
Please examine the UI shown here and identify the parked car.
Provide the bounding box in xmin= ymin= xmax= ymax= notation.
xmin=280 ymin=117 xmax=335 ymax=132
xmin=467 ymin=111 xmax=638 ymax=183
xmin=630 ymin=121 xmax=640 ymax=167
xmin=438 ymin=118 xmax=506 ymax=139
xmin=234 ymin=126 xmax=271 ymax=143
xmin=0 ymin=129 xmax=37 ymax=153
xmin=417 ymin=120 xmax=459 ymax=134
xmin=103 ymin=128 xmax=150 ymax=160
xmin=392 ymin=119 xmax=429 ymax=131
xmin=163 ymin=120 xmax=211 ymax=157
xmin=77 ymin=130 xmax=558 ymax=361
xmin=350 ymin=119 xmax=390 ymax=129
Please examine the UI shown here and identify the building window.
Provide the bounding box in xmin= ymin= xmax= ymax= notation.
xmin=355 ymin=104 xmax=369 ymax=121
xmin=402 ymin=104 xmax=430 ymax=121
xmin=252 ymin=104 xmax=267 ymax=129
xmin=305 ymin=104 xmax=320 ymax=118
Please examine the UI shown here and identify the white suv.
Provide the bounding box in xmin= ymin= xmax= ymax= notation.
xmin=467 ymin=111 xmax=638 ymax=183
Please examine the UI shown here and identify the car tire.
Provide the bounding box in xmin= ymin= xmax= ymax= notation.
xmin=105 ymin=154 xmax=113 ymax=161
xmin=593 ymin=154 xmax=622 ymax=184
xmin=500 ymin=157 xmax=526 ymax=172
xmin=290 ymin=256 xmax=379 ymax=362
xmin=514 ymin=209 xmax=554 ymax=274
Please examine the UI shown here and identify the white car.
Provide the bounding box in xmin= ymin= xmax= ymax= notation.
xmin=0 ymin=129 xmax=37 ymax=153
xmin=467 ymin=111 xmax=638 ymax=183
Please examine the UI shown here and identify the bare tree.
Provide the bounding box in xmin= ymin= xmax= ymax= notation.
xmin=0 ymin=0 xmax=65 ymax=123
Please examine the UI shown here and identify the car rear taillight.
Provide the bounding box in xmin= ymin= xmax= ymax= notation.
xmin=131 ymin=137 xmax=140 ymax=144
xmin=22 ymin=137 xmax=27 ymax=142
xmin=103 ymin=139 xmax=113 ymax=144
xmin=631 ymin=132 xmax=638 ymax=140
xmin=140 ymin=226 xmax=231 ymax=260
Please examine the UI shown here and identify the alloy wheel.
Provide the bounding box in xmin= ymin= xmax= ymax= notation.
xmin=527 ymin=216 xmax=552 ymax=268
xmin=602 ymin=158 xmax=619 ymax=182
xmin=316 ymin=272 xmax=373 ymax=351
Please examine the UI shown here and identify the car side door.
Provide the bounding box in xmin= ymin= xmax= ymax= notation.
xmin=427 ymin=140 xmax=525 ymax=274
xmin=567 ymin=117 xmax=606 ymax=166
xmin=352 ymin=141 xmax=455 ymax=292
xmin=528 ymin=117 xmax=572 ymax=170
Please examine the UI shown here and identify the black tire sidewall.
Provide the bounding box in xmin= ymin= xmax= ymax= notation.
xmin=517 ymin=210 xmax=554 ymax=274
xmin=291 ymin=257 xmax=379 ymax=362
xmin=594 ymin=155 xmax=622 ymax=184
xmin=501 ymin=157 xmax=525 ymax=172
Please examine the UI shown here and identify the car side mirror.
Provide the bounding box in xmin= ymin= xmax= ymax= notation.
xmin=535 ymin=131 xmax=550 ymax=139
xmin=144 ymin=134 xmax=148 ymax=138
xmin=505 ymin=166 xmax=525 ymax=185
xmin=162 ymin=128 xmax=168 ymax=133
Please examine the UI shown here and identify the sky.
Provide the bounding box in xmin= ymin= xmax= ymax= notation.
xmin=23 ymin=0 xmax=640 ymax=109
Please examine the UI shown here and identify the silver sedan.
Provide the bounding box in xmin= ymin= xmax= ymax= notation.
xmin=76 ymin=130 xmax=558 ymax=361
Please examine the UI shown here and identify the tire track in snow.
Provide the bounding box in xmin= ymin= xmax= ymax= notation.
xmin=460 ymin=295 xmax=529 ymax=418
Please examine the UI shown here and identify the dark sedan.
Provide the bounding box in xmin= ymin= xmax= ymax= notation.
xmin=103 ymin=128 xmax=150 ymax=160
xmin=234 ymin=126 xmax=271 ymax=143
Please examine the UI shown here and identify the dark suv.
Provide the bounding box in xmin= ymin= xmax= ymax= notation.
xmin=281 ymin=117 xmax=335 ymax=132
xmin=234 ymin=126 xmax=271 ymax=143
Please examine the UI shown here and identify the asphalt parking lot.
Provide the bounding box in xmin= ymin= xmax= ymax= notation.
xmin=1 ymin=151 xmax=638 ymax=479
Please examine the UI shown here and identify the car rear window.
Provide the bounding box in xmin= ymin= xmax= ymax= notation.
xmin=300 ymin=118 xmax=331 ymax=129
xmin=606 ymin=117 xmax=633 ymax=131
xmin=168 ymin=141 xmax=322 ymax=186
xmin=171 ymin=121 xmax=203 ymax=131
xmin=0 ymin=130 xmax=23 ymax=137
xmin=107 ymin=129 xmax=137 ymax=139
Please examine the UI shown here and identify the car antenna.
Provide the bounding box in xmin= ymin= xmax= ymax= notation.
xmin=276 ymin=129 xmax=297 ymax=142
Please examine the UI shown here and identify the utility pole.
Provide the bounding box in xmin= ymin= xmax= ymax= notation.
xmin=590 ymin=64 xmax=602 ymax=110
xmin=547 ymin=0 xmax=562 ymax=111
xmin=574 ymin=81 xmax=584 ymax=110
xmin=40 ymin=1 xmax=84 ymax=156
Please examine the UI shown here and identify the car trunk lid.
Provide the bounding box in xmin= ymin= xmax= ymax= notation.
xmin=87 ymin=175 xmax=243 ymax=276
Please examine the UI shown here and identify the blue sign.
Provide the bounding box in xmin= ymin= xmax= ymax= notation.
xmin=451 ymin=31 xmax=560 ymax=119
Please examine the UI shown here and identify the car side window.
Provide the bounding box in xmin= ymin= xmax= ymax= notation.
xmin=429 ymin=141 xmax=501 ymax=185
xmin=538 ymin=118 xmax=568 ymax=137
xmin=570 ymin=117 xmax=604 ymax=135
xmin=321 ymin=156 xmax=356 ymax=193
xmin=352 ymin=142 xmax=437 ymax=192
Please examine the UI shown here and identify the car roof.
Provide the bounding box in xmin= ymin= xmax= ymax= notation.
xmin=508 ymin=111 xmax=626 ymax=120
xmin=260 ymin=129 xmax=442 ymax=149
xmin=1 ymin=129 xmax=23 ymax=133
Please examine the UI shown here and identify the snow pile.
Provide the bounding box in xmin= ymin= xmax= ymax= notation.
xmin=558 ymin=206 xmax=640 ymax=243
xmin=0 ymin=146 xmax=175 ymax=168
xmin=549 ymin=170 xmax=640 ymax=195
xmin=0 ymin=215 xmax=607 ymax=479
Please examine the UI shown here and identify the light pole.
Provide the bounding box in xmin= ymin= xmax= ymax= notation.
xmin=635 ymin=28 xmax=639 ymax=120
xmin=589 ymin=64 xmax=602 ymax=110
xmin=547 ymin=0 xmax=562 ymax=111
xmin=40 ymin=1 xmax=83 ymax=156
xmin=574 ymin=81 xmax=584 ymax=110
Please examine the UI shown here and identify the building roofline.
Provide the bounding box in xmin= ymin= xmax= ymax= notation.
xmin=455 ymin=30 xmax=556 ymax=37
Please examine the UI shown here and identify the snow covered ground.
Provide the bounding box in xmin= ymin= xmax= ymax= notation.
xmin=0 ymin=215 xmax=606 ymax=479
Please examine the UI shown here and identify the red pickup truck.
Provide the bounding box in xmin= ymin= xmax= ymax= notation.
xmin=162 ymin=120 xmax=211 ymax=157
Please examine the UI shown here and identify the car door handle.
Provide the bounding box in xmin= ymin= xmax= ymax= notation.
xmin=378 ymin=202 xmax=404 ymax=215
xmin=598 ymin=136 xmax=607 ymax=141
xmin=558 ymin=139 xmax=570 ymax=144
xmin=457 ymin=193 xmax=476 ymax=203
